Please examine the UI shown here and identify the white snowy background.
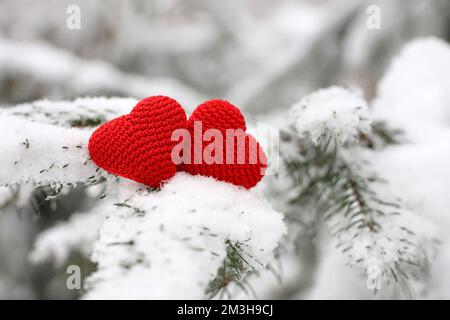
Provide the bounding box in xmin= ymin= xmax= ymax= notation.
xmin=1 ymin=0 xmax=450 ymax=299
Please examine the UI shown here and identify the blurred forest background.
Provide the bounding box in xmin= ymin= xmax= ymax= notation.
xmin=1 ymin=0 xmax=450 ymax=299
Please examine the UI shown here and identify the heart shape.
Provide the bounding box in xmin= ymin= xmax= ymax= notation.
xmin=88 ymin=96 xmax=186 ymax=188
xmin=178 ymin=100 xmax=267 ymax=189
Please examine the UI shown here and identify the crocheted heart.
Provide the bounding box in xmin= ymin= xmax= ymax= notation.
xmin=179 ymin=100 xmax=267 ymax=189
xmin=88 ymin=96 xmax=186 ymax=188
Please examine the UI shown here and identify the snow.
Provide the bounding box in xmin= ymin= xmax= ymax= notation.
xmin=84 ymin=173 xmax=286 ymax=299
xmin=369 ymin=37 xmax=450 ymax=299
xmin=0 ymin=115 xmax=99 ymax=187
xmin=328 ymin=191 xmax=437 ymax=290
xmin=373 ymin=37 xmax=450 ymax=138
xmin=1 ymin=97 xmax=136 ymax=127
xmin=289 ymin=86 xmax=371 ymax=145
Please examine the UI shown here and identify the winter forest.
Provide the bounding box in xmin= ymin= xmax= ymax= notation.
xmin=1 ymin=0 xmax=450 ymax=300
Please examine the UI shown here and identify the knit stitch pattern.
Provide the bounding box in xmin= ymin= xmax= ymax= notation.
xmin=88 ymin=96 xmax=187 ymax=188
xmin=179 ymin=100 xmax=267 ymax=189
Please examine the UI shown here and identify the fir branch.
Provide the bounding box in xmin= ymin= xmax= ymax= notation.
xmin=83 ymin=174 xmax=285 ymax=299
xmin=69 ymin=116 xmax=105 ymax=128
xmin=1 ymin=98 xmax=136 ymax=128
xmin=206 ymin=240 xmax=250 ymax=299
xmin=278 ymin=125 xmax=435 ymax=292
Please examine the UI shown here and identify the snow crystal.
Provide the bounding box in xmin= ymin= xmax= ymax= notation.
xmin=84 ymin=173 xmax=286 ymax=299
xmin=289 ymin=86 xmax=371 ymax=145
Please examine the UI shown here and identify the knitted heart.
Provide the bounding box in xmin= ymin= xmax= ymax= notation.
xmin=178 ymin=100 xmax=267 ymax=189
xmin=88 ymin=96 xmax=186 ymax=188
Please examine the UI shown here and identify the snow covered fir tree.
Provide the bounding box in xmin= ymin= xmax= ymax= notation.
xmin=1 ymin=0 xmax=450 ymax=300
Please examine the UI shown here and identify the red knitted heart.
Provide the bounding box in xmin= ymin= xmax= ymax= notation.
xmin=178 ymin=100 xmax=267 ymax=189
xmin=88 ymin=96 xmax=186 ymax=188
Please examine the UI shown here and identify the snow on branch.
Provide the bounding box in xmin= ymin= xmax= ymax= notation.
xmin=84 ymin=173 xmax=286 ymax=299
xmin=279 ymin=128 xmax=436 ymax=291
xmin=322 ymin=155 xmax=437 ymax=290
xmin=289 ymin=86 xmax=371 ymax=145
xmin=1 ymin=97 xmax=136 ymax=127
xmin=0 ymin=98 xmax=141 ymax=188
xmin=0 ymin=115 xmax=101 ymax=187
xmin=275 ymin=86 xmax=437 ymax=291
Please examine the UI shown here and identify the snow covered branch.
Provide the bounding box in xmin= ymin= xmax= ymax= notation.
xmin=83 ymin=174 xmax=285 ymax=299
xmin=273 ymin=86 xmax=438 ymax=292
xmin=0 ymin=97 xmax=138 ymax=188
xmin=0 ymin=115 xmax=100 ymax=187
xmin=289 ymin=86 xmax=371 ymax=146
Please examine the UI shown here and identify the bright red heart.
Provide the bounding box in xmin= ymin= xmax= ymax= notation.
xmin=178 ymin=100 xmax=267 ymax=189
xmin=88 ymin=96 xmax=187 ymax=188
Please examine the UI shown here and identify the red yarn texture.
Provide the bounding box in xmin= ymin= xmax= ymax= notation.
xmin=179 ymin=100 xmax=267 ymax=189
xmin=88 ymin=96 xmax=187 ymax=188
